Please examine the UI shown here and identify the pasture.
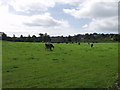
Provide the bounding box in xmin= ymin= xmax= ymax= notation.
xmin=2 ymin=41 xmax=118 ymax=88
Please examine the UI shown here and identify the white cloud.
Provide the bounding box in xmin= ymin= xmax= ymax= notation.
xmin=1 ymin=0 xmax=55 ymax=12
xmin=0 ymin=0 xmax=82 ymax=13
xmin=83 ymin=16 xmax=118 ymax=33
xmin=0 ymin=5 xmax=72 ymax=36
xmin=63 ymin=1 xmax=118 ymax=19
xmin=0 ymin=0 xmax=119 ymax=36
xmin=63 ymin=0 xmax=118 ymax=33
xmin=82 ymin=24 xmax=88 ymax=28
xmin=23 ymin=13 xmax=69 ymax=28
xmin=54 ymin=0 xmax=83 ymax=6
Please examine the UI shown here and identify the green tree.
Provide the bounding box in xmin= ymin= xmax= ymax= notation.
xmin=2 ymin=33 xmax=7 ymax=40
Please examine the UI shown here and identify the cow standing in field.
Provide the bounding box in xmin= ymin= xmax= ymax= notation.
xmin=78 ymin=42 xmax=80 ymax=45
xmin=91 ymin=44 xmax=93 ymax=48
xmin=45 ymin=44 xmax=54 ymax=51
xmin=66 ymin=42 xmax=68 ymax=44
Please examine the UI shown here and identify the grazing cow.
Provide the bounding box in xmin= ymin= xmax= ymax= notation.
xmin=91 ymin=44 xmax=93 ymax=47
xmin=66 ymin=42 xmax=68 ymax=44
xmin=45 ymin=44 xmax=54 ymax=51
xmin=78 ymin=42 xmax=80 ymax=45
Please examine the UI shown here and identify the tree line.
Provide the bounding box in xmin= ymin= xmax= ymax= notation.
xmin=1 ymin=32 xmax=120 ymax=43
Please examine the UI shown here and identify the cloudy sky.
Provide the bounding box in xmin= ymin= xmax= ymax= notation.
xmin=0 ymin=0 xmax=118 ymax=37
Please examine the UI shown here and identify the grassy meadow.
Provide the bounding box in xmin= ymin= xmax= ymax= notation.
xmin=2 ymin=41 xmax=118 ymax=88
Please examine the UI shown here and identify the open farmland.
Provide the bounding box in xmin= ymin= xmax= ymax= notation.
xmin=2 ymin=41 xmax=118 ymax=88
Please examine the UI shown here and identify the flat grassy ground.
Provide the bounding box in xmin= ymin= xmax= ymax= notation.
xmin=2 ymin=41 xmax=118 ymax=88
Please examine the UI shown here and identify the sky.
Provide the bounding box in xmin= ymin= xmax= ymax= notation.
xmin=0 ymin=0 xmax=119 ymax=37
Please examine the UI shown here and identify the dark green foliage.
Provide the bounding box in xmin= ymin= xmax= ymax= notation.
xmin=1 ymin=32 xmax=120 ymax=43
xmin=114 ymin=34 xmax=120 ymax=42
xmin=1 ymin=33 xmax=7 ymax=40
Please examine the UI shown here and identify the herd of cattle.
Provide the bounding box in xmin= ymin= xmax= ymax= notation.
xmin=45 ymin=43 xmax=94 ymax=51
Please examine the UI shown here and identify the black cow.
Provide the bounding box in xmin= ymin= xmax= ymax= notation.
xmin=66 ymin=42 xmax=68 ymax=44
xmin=91 ymin=44 xmax=93 ymax=47
xmin=78 ymin=42 xmax=80 ymax=45
xmin=45 ymin=44 xmax=54 ymax=51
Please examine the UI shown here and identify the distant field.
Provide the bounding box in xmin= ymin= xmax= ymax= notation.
xmin=2 ymin=41 xmax=118 ymax=88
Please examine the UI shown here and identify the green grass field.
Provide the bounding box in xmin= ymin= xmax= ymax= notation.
xmin=2 ymin=41 xmax=118 ymax=88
